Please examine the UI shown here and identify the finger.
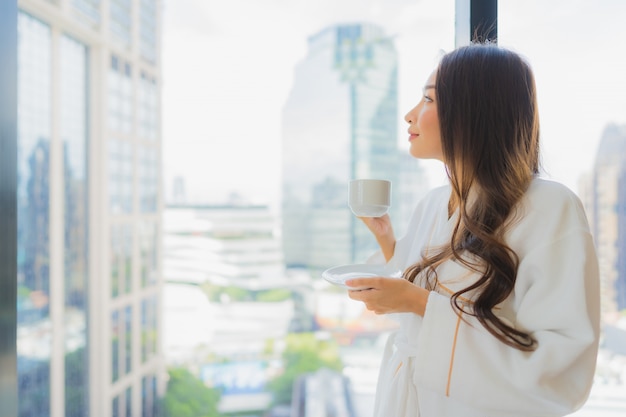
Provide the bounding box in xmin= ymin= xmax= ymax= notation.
xmin=347 ymin=289 xmax=368 ymax=300
xmin=345 ymin=279 xmax=359 ymax=289
xmin=346 ymin=278 xmax=379 ymax=289
xmin=347 ymin=281 xmax=370 ymax=290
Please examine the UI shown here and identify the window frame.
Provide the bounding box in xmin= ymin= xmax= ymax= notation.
xmin=0 ymin=1 xmax=18 ymax=417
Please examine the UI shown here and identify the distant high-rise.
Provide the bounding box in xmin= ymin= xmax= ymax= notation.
xmin=172 ymin=176 xmax=187 ymax=205
xmin=16 ymin=1 xmax=164 ymax=416
xmin=282 ymin=23 xmax=415 ymax=271
xmin=590 ymin=124 xmax=626 ymax=316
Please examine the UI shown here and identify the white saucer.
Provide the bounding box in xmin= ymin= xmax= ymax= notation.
xmin=321 ymin=264 xmax=402 ymax=290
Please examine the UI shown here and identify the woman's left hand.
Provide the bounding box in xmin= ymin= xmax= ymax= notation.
xmin=346 ymin=277 xmax=429 ymax=316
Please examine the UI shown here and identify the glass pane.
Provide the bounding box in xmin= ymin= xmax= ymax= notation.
xmin=108 ymin=56 xmax=133 ymax=135
xmin=141 ymin=375 xmax=157 ymax=417
xmin=139 ymin=0 xmax=157 ymax=63
xmin=17 ymin=11 xmax=52 ymax=417
xmin=124 ymin=306 xmax=132 ymax=375
xmin=60 ymin=33 xmax=89 ymax=417
xmin=139 ymin=72 xmax=158 ymax=141
xmin=111 ymin=310 xmax=120 ymax=382
xmin=162 ymin=1 xmax=456 ymax=416
xmin=139 ymin=146 xmax=158 ymax=213
xmin=140 ymin=221 xmax=158 ymax=287
xmin=111 ymin=223 xmax=134 ymax=297
xmin=108 ymin=139 xmax=134 ymax=213
xmin=72 ymin=0 xmax=100 ymax=27
xmin=125 ymin=387 xmax=132 ymax=417
xmin=110 ymin=0 xmax=132 ymax=48
xmin=111 ymin=395 xmax=119 ymax=417
xmin=141 ymin=296 xmax=158 ymax=363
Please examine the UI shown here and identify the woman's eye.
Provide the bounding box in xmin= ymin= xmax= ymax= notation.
xmin=423 ymin=94 xmax=433 ymax=103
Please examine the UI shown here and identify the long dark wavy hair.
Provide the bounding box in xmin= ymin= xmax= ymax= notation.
xmin=405 ymin=44 xmax=541 ymax=351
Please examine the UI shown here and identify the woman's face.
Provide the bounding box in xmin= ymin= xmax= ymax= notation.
xmin=404 ymin=70 xmax=443 ymax=161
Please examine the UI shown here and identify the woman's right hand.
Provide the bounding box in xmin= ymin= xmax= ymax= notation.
xmin=359 ymin=213 xmax=392 ymax=238
xmin=359 ymin=214 xmax=396 ymax=261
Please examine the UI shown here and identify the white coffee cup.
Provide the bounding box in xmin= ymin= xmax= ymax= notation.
xmin=348 ymin=179 xmax=391 ymax=217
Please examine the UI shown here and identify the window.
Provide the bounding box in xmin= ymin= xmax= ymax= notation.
xmin=139 ymin=0 xmax=157 ymax=63
xmin=108 ymin=139 xmax=134 ymax=213
xmin=110 ymin=0 xmax=132 ymax=48
xmin=111 ymin=223 xmax=133 ymax=297
xmin=72 ymin=0 xmax=100 ymax=27
xmin=8 ymin=3 xmax=164 ymax=417
xmin=109 ymin=56 xmax=133 ymax=134
xmin=139 ymin=72 xmax=159 ymax=141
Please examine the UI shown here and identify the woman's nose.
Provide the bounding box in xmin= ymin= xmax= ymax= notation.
xmin=405 ymin=104 xmax=418 ymax=124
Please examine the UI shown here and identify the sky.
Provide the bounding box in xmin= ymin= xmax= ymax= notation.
xmin=161 ymin=0 xmax=626 ymax=208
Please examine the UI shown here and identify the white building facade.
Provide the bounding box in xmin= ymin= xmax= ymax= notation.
xmin=163 ymin=204 xmax=291 ymax=290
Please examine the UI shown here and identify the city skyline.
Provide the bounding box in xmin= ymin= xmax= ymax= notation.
xmin=162 ymin=0 xmax=626 ymax=207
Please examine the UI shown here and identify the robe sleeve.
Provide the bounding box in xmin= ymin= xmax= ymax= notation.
xmin=412 ymin=228 xmax=601 ymax=415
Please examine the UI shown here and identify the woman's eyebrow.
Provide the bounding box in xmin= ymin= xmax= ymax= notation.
xmin=423 ymin=84 xmax=436 ymax=92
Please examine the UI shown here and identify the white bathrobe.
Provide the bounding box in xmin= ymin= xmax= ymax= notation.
xmin=368 ymin=178 xmax=601 ymax=417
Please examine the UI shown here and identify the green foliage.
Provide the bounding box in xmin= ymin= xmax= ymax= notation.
xmin=17 ymin=285 xmax=31 ymax=299
xmin=201 ymin=283 xmax=251 ymax=302
xmin=255 ymin=288 xmax=292 ymax=302
xmin=201 ymin=283 xmax=292 ymax=303
xmin=223 ymin=286 xmax=251 ymax=301
xmin=263 ymin=339 xmax=275 ymax=357
xmin=267 ymin=333 xmax=343 ymax=406
xmin=161 ymin=368 xmax=221 ymax=417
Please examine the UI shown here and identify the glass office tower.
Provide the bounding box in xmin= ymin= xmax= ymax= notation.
xmin=16 ymin=1 xmax=164 ymax=417
xmin=282 ymin=23 xmax=404 ymax=271
xmin=590 ymin=124 xmax=626 ymax=317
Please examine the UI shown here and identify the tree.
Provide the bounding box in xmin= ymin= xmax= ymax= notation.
xmin=267 ymin=332 xmax=343 ymax=406
xmin=161 ymin=368 xmax=221 ymax=417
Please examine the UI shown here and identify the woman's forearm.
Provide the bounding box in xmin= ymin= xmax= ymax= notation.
xmin=377 ymin=234 xmax=396 ymax=262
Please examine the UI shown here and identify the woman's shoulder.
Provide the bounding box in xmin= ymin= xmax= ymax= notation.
xmin=525 ymin=177 xmax=584 ymax=209
xmin=528 ymin=176 xmax=576 ymax=194
xmin=502 ymin=178 xmax=593 ymax=257
xmin=516 ymin=177 xmax=590 ymax=234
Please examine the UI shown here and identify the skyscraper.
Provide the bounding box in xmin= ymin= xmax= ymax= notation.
xmin=16 ymin=1 xmax=164 ymax=416
xmin=589 ymin=124 xmax=626 ymax=317
xmin=281 ymin=23 xmax=408 ymax=271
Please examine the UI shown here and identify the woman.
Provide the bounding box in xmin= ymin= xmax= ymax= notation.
xmin=346 ymin=43 xmax=601 ymax=416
